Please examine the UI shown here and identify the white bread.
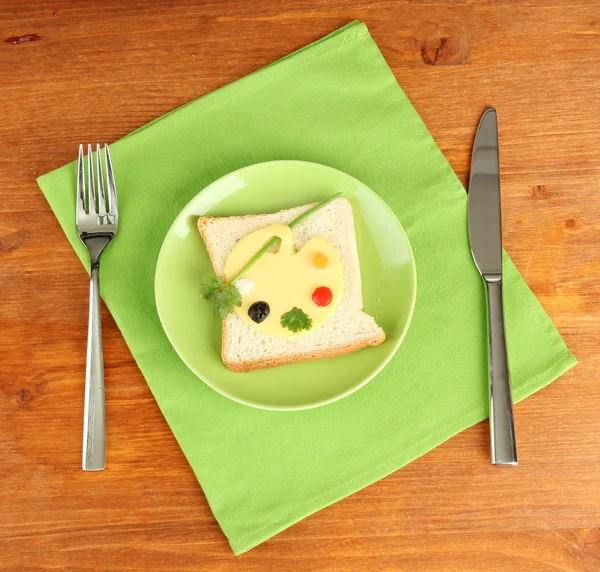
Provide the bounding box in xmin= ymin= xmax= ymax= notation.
xmin=198 ymin=198 xmax=385 ymax=372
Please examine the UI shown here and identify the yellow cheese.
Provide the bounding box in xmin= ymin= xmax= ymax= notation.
xmin=223 ymin=224 xmax=343 ymax=337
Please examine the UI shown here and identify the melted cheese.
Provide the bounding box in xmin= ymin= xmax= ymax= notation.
xmin=223 ymin=224 xmax=343 ymax=337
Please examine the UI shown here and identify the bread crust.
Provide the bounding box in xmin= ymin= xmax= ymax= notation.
xmin=197 ymin=215 xmax=225 ymax=277
xmin=221 ymin=318 xmax=385 ymax=372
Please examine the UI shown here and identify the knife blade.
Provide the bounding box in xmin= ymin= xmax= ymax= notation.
xmin=468 ymin=108 xmax=502 ymax=278
xmin=468 ymin=107 xmax=518 ymax=466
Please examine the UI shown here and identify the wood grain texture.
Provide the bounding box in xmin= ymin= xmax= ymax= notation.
xmin=1 ymin=0 xmax=599 ymax=570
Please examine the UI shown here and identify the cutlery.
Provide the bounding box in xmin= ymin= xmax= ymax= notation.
xmin=76 ymin=144 xmax=119 ymax=471
xmin=468 ymin=108 xmax=518 ymax=466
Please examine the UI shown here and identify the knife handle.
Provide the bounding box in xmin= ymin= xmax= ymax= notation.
xmin=485 ymin=279 xmax=518 ymax=465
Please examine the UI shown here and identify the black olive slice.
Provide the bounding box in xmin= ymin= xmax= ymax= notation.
xmin=248 ymin=301 xmax=270 ymax=323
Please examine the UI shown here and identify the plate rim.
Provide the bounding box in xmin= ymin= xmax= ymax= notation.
xmin=155 ymin=160 xmax=417 ymax=411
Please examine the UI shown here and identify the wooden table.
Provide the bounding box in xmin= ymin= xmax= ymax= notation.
xmin=2 ymin=1 xmax=599 ymax=570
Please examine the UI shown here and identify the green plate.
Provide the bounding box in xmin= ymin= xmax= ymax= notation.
xmin=155 ymin=161 xmax=416 ymax=411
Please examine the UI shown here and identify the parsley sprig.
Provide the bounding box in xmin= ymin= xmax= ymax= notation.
xmin=199 ymin=275 xmax=241 ymax=320
xmin=280 ymin=307 xmax=313 ymax=333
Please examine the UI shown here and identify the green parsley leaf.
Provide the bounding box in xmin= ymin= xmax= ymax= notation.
xmin=280 ymin=307 xmax=313 ymax=333
xmin=199 ymin=275 xmax=241 ymax=320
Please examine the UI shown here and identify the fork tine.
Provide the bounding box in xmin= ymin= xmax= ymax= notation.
xmin=96 ymin=144 xmax=107 ymax=215
xmin=104 ymin=144 xmax=118 ymax=215
xmin=87 ymin=144 xmax=97 ymax=214
xmin=77 ymin=144 xmax=86 ymax=220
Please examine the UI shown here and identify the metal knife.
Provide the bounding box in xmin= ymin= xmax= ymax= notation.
xmin=468 ymin=107 xmax=518 ymax=466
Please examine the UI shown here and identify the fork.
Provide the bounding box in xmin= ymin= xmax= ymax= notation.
xmin=76 ymin=144 xmax=119 ymax=471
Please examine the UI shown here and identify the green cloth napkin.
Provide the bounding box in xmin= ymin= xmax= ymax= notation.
xmin=38 ymin=21 xmax=575 ymax=554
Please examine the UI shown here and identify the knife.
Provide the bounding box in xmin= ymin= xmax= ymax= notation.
xmin=468 ymin=107 xmax=518 ymax=466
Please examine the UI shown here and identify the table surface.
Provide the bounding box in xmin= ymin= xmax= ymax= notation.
xmin=1 ymin=1 xmax=599 ymax=570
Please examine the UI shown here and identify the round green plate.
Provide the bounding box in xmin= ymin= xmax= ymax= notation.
xmin=155 ymin=161 xmax=416 ymax=411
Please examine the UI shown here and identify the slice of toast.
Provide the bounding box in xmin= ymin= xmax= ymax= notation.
xmin=198 ymin=197 xmax=385 ymax=372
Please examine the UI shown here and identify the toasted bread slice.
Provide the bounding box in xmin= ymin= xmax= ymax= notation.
xmin=198 ymin=198 xmax=385 ymax=372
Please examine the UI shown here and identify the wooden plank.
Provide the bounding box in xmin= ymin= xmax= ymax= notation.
xmin=1 ymin=0 xmax=598 ymax=570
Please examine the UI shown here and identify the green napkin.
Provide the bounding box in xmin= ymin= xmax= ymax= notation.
xmin=37 ymin=21 xmax=575 ymax=554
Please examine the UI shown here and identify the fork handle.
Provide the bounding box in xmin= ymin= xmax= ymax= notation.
xmin=82 ymin=263 xmax=105 ymax=471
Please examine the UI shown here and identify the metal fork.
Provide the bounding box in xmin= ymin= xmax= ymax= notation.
xmin=76 ymin=144 xmax=119 ymax=471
